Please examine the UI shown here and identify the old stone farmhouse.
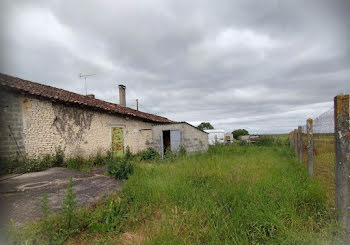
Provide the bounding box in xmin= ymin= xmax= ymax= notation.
xmin=0 ymin=73 xmax=208 ymax=160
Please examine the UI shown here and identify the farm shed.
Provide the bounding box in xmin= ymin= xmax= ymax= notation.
xmin=224 ymin=133 xmax=233 ymax=144
xmin=0 ymin=73 xmax=208 ymax=161
xmin=239 ymin=135 xmax=260 ymax=144
xmin=152 ymin=122 xmax=209 ymax=157
xmin=204 ymin=129 xmax=225 ymax=145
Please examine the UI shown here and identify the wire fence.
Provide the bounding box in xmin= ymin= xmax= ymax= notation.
xmin=302 ymin=131 xmax=335 ymax=206
xmin=298 ymin=107 xmax=336 ymax=206
xmin=289 ymin=94 xmax=350 ymax=235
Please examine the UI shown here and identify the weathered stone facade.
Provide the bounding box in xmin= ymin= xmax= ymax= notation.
xmin=0 ymin=89 xmax=25 ymax=158
xmin=1 ymin=90 xmax=155 ymax=158
xmin=152 ymin=123 xmax=209 ymax=154
xmin=0 ymin=87 xmax=208 ymax=161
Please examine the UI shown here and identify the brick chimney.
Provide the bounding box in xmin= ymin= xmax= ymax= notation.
xmin=119 ymin=84 xmax=126 ymax=106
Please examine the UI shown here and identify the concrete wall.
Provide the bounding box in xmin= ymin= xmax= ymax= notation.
xmin=152 ymin=123 xmax=208 ymax=154
xmin=1 ymin=90 xmax=155 ymax=158
xmin=0 ymin=89 xmax=25 ymax=159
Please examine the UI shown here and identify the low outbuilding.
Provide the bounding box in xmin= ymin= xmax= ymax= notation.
xmin=204 ymin=129 xmax=225 ymax=145
xmin=152 ymin=122 xmax=209 ymax=157
xmin=0 ymin=73 xmax=208 ymax=161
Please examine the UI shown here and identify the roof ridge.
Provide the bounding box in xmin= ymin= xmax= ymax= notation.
xmin=0 ymin=73 xmax=82 ymax=96
xmin=0 ymin=73 xmax=173 ymax=123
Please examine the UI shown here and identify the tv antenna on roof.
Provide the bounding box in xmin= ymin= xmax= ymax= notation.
xmin=79 ymin=73 xmax=96 ymax=95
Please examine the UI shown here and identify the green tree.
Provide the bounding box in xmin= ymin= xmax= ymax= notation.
xmin=232 ymin=129 xmax=249 ymax=140
xmin=197 ymin=122 xmax=214 ymax=131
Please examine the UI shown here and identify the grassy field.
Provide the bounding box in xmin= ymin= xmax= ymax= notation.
xmin=302 ymin=133 xmax=335 ymax=207
xmin=8 ymin=145 xmax=342 ymax=244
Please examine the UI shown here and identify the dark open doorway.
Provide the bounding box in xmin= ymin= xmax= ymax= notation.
xmin=162 ymin=130 xmax=171 ymax=155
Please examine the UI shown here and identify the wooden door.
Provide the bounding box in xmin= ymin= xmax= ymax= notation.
xmin=170 ymin=130 xmax=181 ymax=151
xmin=112 ymin=127 xmax=124 ymax=158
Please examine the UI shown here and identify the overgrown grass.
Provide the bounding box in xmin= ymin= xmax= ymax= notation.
xmin=118 ymin=145 xmax=341 ymax=244
xmin=7 ymin=145 xmax=343 ymax=244
xmin=257 ymin=134 xmax=290 ymax=146
xmin=0 ymin=149 xmax=111 ymax=175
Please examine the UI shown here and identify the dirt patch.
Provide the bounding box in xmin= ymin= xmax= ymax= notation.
xmin=121 ymin=232 xmax=145 ymax=245
xmin=0 ymin=167 xmax=122 ymax=228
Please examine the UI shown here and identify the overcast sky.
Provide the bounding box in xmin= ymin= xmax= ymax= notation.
xmin=1 ymin=0 xmax=349 ymax=133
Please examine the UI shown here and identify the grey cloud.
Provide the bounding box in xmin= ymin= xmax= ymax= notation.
xmin=1 ymin=0 xmax=349 ymax=133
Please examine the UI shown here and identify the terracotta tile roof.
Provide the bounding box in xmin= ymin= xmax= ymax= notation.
xmin=0 ymin=73 xmax=173 ymax=123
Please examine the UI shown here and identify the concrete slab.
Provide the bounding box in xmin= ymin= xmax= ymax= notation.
xmin=0 ymin=167 xmax=122 ymax=228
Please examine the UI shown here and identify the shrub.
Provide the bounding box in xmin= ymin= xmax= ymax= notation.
xmin=7 ymin=157 xmax=31 ymax=174
xmin=66 ymin=156 xmax=89 ymax=170
xmin=3 ymin=149 xmax=116 ymax=174
xmin=232 ymin=129 xmax=249 ymax=140
xmin=1 ymin=147 xmax=64 ymax=174
xmin=54 ymin=147 xmax=65 ymax=167
xmin=238 ymin=140 xmax=248 ymax=146
xmin=124 ymin=146 xmax=134 ymax=160
xmin=256 ymin=135 xmax=274 ymax=146
xmin=179 ymin=146 xmax=187 ymax=156
xmin=92 ymin=151 xmax=106 ymax=166
xmin=140 ymin=147 xmax=159 ymax=161
xmin=164 ymin=149 xmax=176 ymax=161
xmin=89 ymin=197 xmax=127 ymax=233
xmin=37 ymin=178 xmax=78 ymax=244
xmin=107 ymin=158 xmax=134 ymax=180
xmin=62 ymin=177 xmax=77 ymax=231
xmin=7 ymin=155 xmax=54 ymax=174
xmin=38 ymin=154 xmax=55 ymax=170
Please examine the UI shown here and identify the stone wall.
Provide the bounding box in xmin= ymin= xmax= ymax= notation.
xmin=138 ymin=129 xmax=153 ymax=151
xmin=1 ymin=90 xmax=208 ymax=160
xmin=152 ymin=123 xmax=209 ymax=154
xmin=0 ymin=89 xmax=25 ymax=159
xmin=4 ymin=91 xmax=155 ymax=158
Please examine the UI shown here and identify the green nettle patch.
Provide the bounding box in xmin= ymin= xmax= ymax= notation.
xmin=1 ymin=149 xmax=112 ymax=174
xmin=7 ymin=145 xmax=344 ymax=244
xmin=107 ymin=158 xmax=134 ymax=180
xmin=0 ymin=147 xmax=66 ymax=175
xmin=138 ymin=147 xmax=160 ymax=161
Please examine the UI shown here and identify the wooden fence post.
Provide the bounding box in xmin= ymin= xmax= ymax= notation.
xmin=334 ymin=94 xmax=350 ymax=239
xmin=294 ymin=129 xmax=298 ymax=156
xmin=290 ymin=132 xmax=294 ymax=149
xmin=298 ymin=126 xmax=303 ymax=163
xmin=306 ymin=119 xmax=313 ymax=176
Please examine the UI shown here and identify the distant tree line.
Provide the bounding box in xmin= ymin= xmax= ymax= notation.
xmin=197 ymin=122 xmax=214 ymax=131
xmin=197 ymin=122 xmax=249 ymax=140
xmin=231 ymin=129 xmax=249 ymax=140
